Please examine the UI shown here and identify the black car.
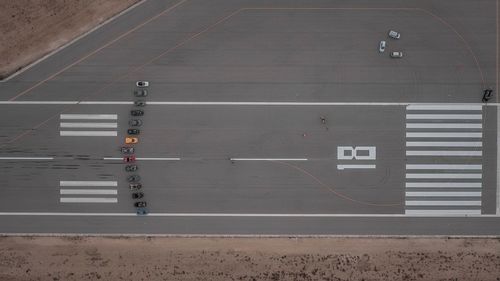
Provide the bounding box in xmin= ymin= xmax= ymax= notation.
xmin=134 ymin=89 xmax=148 ymax=97
xmin=134 ymin=201 xmax=147 ymax=208
xmin=131 ymin=110 xmax=144 ymax=116
xmin=134 ymin=100 xmax=146 ymax=107
xmin=132 ymin=192 xmax=144 ymax=199
xmin=127 ymin=129 xmax=140 ymax=135
xmin=136 ymin=207 xmax=148 ymax=215
xmin=127 ymin=175 xmax=141 ymax=182
xmin=129 ymin=183 xmax=142 ymax=190
xmin=125 ymin=165 xmax=138 ymax=172
xmin=120 ymin=147 xmax=134 ymax=154
xmin=129 ymin=119 xmax=142 ymax=126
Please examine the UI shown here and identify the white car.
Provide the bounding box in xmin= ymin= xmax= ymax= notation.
xmin=136 ymin=81 xmax=149 ymax=87
xmin=379 ymin=41 xmax=386 ymax=53
xmin=390 ymin=51 xmax=403 ymax=58
xmin=388 ymin=30 xmax=401 ymax=39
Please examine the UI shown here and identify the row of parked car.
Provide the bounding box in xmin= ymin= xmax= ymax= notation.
xmin=379 ymin=30 xmax=403 ymax=58
xmin=122 ymin=81 xmax=149 ymax=215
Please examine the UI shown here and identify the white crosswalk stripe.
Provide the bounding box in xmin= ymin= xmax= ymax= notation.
xmin=404 ymin=104 xmax=483 ymax=215
xmin=59 ymin=180 xmax=117 ymax=203
xmin=59 ymin=114 xmax=117 ymax=137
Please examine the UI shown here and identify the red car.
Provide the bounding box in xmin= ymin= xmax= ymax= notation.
xmin=123 ymin=155 xmax=136 ymax=163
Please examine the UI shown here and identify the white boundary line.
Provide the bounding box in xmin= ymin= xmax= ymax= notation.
xmin=0 ymin=0 xmax=148 ymax=82
xmin=0 ymin=212 xmax=497 ymax=217
xmin=103 ymin=157 xmax=181 ymax=161
xmin=0 ymin=157 xmax=54 ymax=160
xmin=231 ymin=158 xmax=308 ymax=161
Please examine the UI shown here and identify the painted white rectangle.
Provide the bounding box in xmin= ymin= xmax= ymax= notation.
xmin=406 ymin=164 xmax=482 ymax=170
xmin=0 ymin=157 xmax=54 ymax=160
xmin=406 ymin=114 xmax=482 ymax=120
xmin=406 ymin=173 xmax=482 ymax=179
xmin=136 ymin=157 xmax=182 ymax=161
xmin=405 ymin=209 xmax=482 ymax=215
xmin=406 ymin=151 xmax=482 ymax=156
xmin=406 ymin=123 xmax=482 ymax=129
xmin=406 ymin=104 xmax=482 ymax=111
xmin=60 ymin=181 xmax=117 ymax=187
xmin=60 ymin=122 xmax=117 ymax=128
xmin=406 ymin=132 xmax=482 ymax=138
xmin=336 ymin=164 xmax=376 ymax=170
xmin=60 ymin=131 xmax=117 ymax=136
xmin=60 ymin=198 xmax=118 ymax=203
xmin=60 ymin=114 xmax=117 ymax=120
xmin=60 ymin=189 xmax=117 ymax=195
xmin=406 ymin=182 xmax=482 ymax=188
xmin=406 ymin=141 xmax=482 ymax=147
xmin=405 ymin=192 xmax=482 ymax=197
xmin=405 ymin=201 xmax=481 ymax=206
xmin=230 ymin=158 xmax=308 ymax=161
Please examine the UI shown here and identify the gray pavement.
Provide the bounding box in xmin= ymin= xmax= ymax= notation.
xmin=0 ymin=0 xmax=499 ymax=235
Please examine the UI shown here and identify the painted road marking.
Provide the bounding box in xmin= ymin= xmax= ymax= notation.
xmin=60 ymin=181 xmax=117 ymax=187
xmin=406 ymin=151 xmax=482 ymax=156
xmin=406 ymin=164 xmax=482 ymax=170
xmin=60 ymin=114 xmax=117 ymax=119
xmin=406 ymin=114 xmax=482 ymax=119
xmin=404 ymin=209 xmax=482 ymax=215
xmin=230 ymin=158 xmax=308 ymax=161
xmin=60 ymin=189 xmax=118 ymax=195
xmin=406 ymin=173 xmax=482 ymax=179
xmin=60 ymin=198 xmax=118 ymax=203
xmin=0 ymin=157 xmax=54 ymax=160
xmin=60 ymin=122 xmax=118 ymax=128
xmin=406 ymin=104 xmax=482 ymax=110
xmin=103 ymin=157 xmax=181 ymax=161
xmin=60 ymin=131 xmax=117 ymax=136
xmin=406 ymin=132 xmax=482 ymax=138
xmin=406 ymin=141 xmax=482 ymax=147
xmin=337 ymin=164 xmax=376 ymax=170
xmin=405 ymin=201 xmax=481 ymax=206
xmin=406 ymin=192 xmax=482 ymax=197
xmin=406 ymin=182 xmax=481 ymax=188
xmin=406 ymin=123 xmax=482 ymax=129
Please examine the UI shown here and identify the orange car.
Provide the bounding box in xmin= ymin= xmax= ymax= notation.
xmin=125 ymin=137 xmax=138 ymax=144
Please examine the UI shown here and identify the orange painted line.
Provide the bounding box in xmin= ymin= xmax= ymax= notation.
xmin=9 ymin=0 xmax=188 ymax=101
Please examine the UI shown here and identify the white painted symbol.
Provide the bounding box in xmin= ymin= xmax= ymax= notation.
xmin=337 ymin=146 xmax=376 ymax=170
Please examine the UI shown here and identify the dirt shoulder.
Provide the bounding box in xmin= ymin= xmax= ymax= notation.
xmin=0 ymin=0 xmax=139 ymax=79
xmin=0 ymin=236 xmax=499 ymax=281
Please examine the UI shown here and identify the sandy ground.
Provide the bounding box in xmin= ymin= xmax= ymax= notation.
xmin=0 ymin=236 xmax=499 ymax=281
xmin=0 ymin=0 xmax=139 ymax=79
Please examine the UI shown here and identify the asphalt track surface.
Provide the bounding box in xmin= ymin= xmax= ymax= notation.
xmin=0 ymin=0 xmax=499 ymax=235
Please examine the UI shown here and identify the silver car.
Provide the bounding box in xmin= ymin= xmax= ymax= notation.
xmin=379 ymin=41 xmax=386 ymax=53
xmin=390 ymin=51 xmax=403 ymax=58
xmin=388 ymin=30 xmax=401 ymax=39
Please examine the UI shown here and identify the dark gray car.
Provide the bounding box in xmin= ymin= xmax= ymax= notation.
xmin=127 ymin=175 xmax=141 ymax=182
xmin=125 ymin=165 xmax=138 ymax=172
xmin=134 ymin=89 xmax=148 ymax=97
xmin=127 ymin=129 xmax=140 ymax=135
xmin=129 ymin=119 xmax=142 ymax=126
xmin=120 ymin=147 xmax=134 ymax=154
xmin=131 ymin=110 xmax=144 ymax=116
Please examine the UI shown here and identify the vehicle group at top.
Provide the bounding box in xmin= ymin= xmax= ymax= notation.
xmin=379 ymin=30 xmax=403 ymax=58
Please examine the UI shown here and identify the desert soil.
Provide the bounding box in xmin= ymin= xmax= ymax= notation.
xmin=0 ymin=236 xmax=499 ymax=281
xmin=0 ymin=0 xmax=139 ymax=79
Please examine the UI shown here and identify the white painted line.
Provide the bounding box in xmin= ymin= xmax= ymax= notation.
xmin=406 ymin=132 xmax=482 ymax=138
xmin=60 ymin=189 xmax=117 ymax=195
xmin=337 ymin=164 xmax=376 ymax=170
xmin=0 ymin=212 xmax=495 ymax=217
xmin=0 ymin=157 xmax=54 ymax=160
xmin=60 ymin=122 xmax=117 ymax=128
xmin=406 ymin=141 xmax=482 ymax=147
xmin=231 ymin=158 xmax=308 ymax=161
xmin=406 ymin=151 xmax=482 ymax=156
xmin=60 ymin=181 xmax=117 ymax=187
xmin=60 ymin=198 xmax=118 ymax=203
xmin=406 ymin=123 xmax=482 ymax=129
xmin=405 ymin=209 xmax=482 ymax=215
xmin=0 ymin=101 xmax=78 ymax=104
xmin=102 ymin=157 xmax=181 ymax=161
xmin=60 ymin=114 xmax=117 ymax=120
xmin=405 ymin=201 xmax=481 ymax=206
xmin=406 ymin=182 xmax=481 ymax=188
xmin=406 ymin=173 xmax=482 ymax=179
xmin=78 ymin=101 xmax=132 ymax=105
xmin=406 ymin=164 xmax=482 ymax=170
xmin=406 ymin=104 xmax=482 ymax=110
xmin=405 ymin=192 xmax=482 ymax=197
xmin=406 ymin=114 xmax=482 ymax=120
xmin=60 ymin=131 xmax=117 ymax=136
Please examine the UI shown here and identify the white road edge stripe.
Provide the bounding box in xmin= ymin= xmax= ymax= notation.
xmin=406 ymin=104 xmax=482 ymax=110
xmin=60 ymin=198 xmax=118 ymax=203
xmin=60 ymin=122 xmax=117 ymax=128
xmin=406 ymin=151 xmax=482 ymax=156
xmin=406 ymin=114 xmax=482 ymax=119
xmin=230 ymin=158 xmax=308 ymax=161
xmin=0 ymin=157 xmax=54 ymax=160
xmin=405 ymin=201 xmax=481 ymax=206
xmin=406 ymin=142 xmax=482 ymax=147
xmin=406 ymin=164 xmax=482 ymax=170
xmin=405 ymin=192 xmax=482 ymax=197
xmin=60 ymin=114 xmax=117 ymax=120
xmin=406 ymin=123 xmax=482 ymax=129
xmin=103 ymin=157 xmax=181 ymax=161
xmin=60 ymin=181 xmax=117 ymax=187
xmin=406 ymin=132 xmax=482 ymax=138
xmin=405 ymin=210 xmax=482 ymax=215
xmin=406 ymin=173 xmax=482 ymax=179
xmin=406 ymin=182 xmax=481 ymax=188
xmin=60 ymin=131 xmax=117 ymax=136
xmin=60 ymin=189 xmax=117 ymax=195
